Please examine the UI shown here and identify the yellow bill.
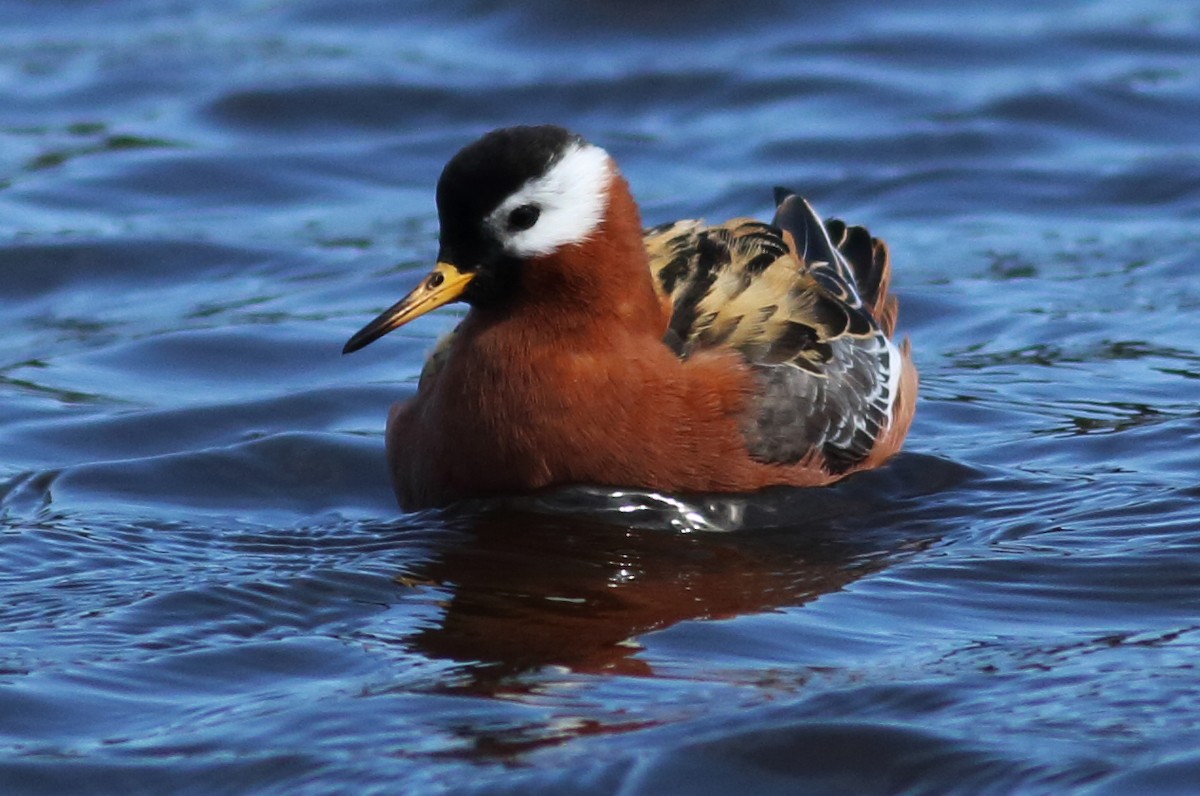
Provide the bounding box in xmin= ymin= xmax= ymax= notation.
xmin=342 ymin=262 xmax=474 ymax=354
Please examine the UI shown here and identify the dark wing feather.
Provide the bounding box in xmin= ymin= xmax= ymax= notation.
xmin=646 ymin=191 xmax=901 ymax=469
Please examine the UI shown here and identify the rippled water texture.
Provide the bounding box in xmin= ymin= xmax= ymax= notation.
xmin=3 ymin=1 xmax=1200 ymax=793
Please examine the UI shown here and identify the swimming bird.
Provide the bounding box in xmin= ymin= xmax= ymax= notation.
xmin=344 ymin=125 xmax=917 ymax=511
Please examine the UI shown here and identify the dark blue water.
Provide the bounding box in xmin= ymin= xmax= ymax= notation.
xmin=3 ymin=1 xmax=1200 ymax=793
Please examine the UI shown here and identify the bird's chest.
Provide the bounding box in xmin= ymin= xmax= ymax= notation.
xmin=447 ymin=345 xmax=622 ymax=439
xmin=408 ymin=344 xmax=623 ymax=485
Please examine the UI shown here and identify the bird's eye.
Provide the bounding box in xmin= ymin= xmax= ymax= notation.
xmin=507 ymin=204 xmax=540 ymax=231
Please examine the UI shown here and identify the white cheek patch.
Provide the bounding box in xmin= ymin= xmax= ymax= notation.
xmin=487 ymin=142 xmax=612 ymax=258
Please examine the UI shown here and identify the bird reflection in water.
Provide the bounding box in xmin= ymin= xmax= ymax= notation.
xmin=394 ymin=467 xmax=943 ymax=693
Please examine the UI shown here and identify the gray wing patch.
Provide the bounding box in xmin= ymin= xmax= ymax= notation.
xmin=741 ymin=331 xmax=895 ymax=469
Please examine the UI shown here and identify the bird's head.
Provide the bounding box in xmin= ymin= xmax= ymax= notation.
xmin=344 ymin=125 xmax=623 ymax=354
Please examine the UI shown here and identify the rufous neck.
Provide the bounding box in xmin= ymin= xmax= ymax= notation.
xmin=507 ymin=171 xmax=662 ymax=337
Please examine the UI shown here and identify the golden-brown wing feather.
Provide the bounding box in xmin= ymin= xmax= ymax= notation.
xmin=645 ymin=215 xmax=878 ymax=370
xmin=645 ymin=191 xmax=908 ymax=469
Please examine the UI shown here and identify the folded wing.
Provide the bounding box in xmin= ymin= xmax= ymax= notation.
xmin=644 ymin=191 xmax=906 ymax=471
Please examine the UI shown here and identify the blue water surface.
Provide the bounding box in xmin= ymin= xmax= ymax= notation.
xmin=2 ymin=1 xmax=1200 ymax=793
